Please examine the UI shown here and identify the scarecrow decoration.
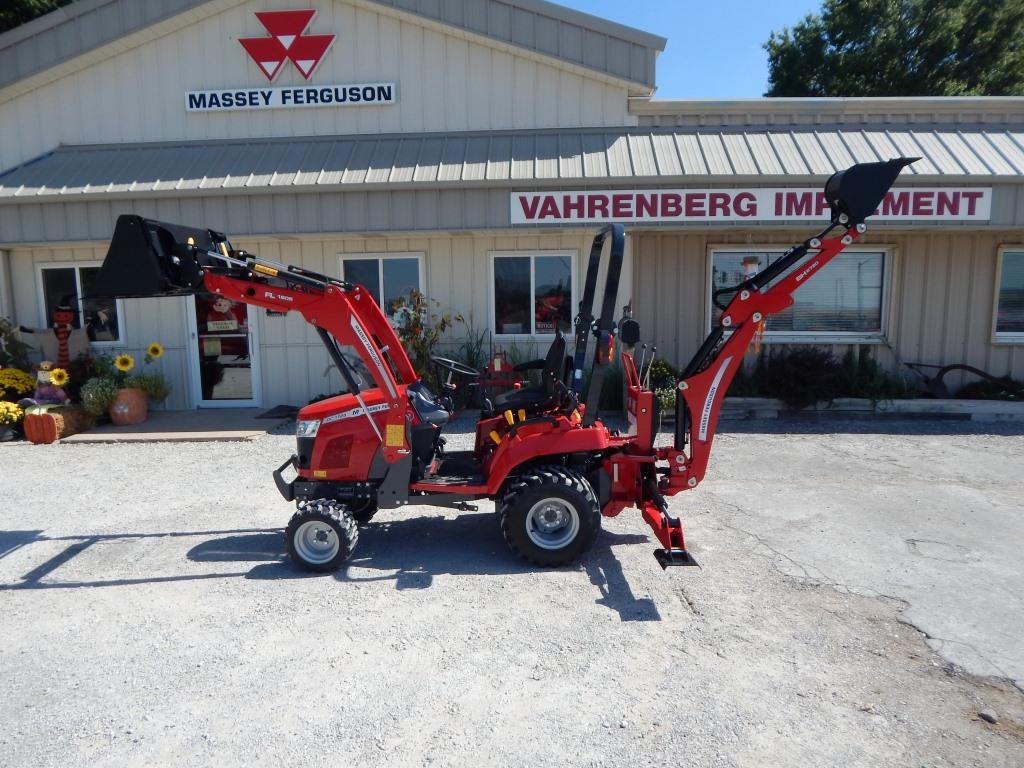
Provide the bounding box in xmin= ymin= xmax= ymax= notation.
xmin=20 ymin=305 xmax=89 ymax=368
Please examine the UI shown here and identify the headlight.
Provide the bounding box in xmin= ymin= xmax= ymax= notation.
xmin=296 ymin=419 xmax=321 ymax=438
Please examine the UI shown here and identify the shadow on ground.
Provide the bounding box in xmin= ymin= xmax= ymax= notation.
xmin=0 ymin=515 xmax=659 ymax=621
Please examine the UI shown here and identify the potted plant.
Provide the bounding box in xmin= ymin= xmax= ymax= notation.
xmin=81 ymin=343 xmax=171 ymax=426
xmin=0 ymin=400 xmax=23 ymax=441
xmin=0 ymin=366 xmax=36 ymax=403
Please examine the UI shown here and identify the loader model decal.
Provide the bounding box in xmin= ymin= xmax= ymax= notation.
xmin=698 ymin=356 xmax=733 ymax=442
xmin=350 ymin=314 xmax=397 ymax=399
xmin=239 ymin=9 xmax=335 ymax=81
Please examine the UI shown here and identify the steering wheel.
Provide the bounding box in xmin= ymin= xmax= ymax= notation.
xmin=430 ymin=356 xmax=481 ymax=381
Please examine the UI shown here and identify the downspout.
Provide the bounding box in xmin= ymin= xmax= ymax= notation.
xmin=0 ymin=249 xmax=12 ymax=320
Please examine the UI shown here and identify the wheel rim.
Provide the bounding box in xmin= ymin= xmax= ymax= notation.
xmin=293 ymin=520 xmax=340 ymax=565
xmin=525 ymin=497 xmax=580 ymax=551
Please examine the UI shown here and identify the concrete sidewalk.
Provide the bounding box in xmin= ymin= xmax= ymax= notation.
xmin=61 ymin=408 xmax=290 ymax=443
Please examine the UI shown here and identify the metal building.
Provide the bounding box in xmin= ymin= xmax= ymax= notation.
xmin=0 ymin=0 xmax=1022 ymax=409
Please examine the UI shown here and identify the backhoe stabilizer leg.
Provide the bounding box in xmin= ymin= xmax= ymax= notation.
xmin=640 ymin=501 xmax=700 ymax=570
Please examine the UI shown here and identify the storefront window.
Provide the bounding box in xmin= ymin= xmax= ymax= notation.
xmin=996 ymin=250 xmax=1024 ymax=339
xmin=340 ymin=254 xmax=423 ymax=316
xmin=710 ymin=249 xmax=885 ymax=338
xmin=39 ymin=264 xmax=121 ymax=342
xmin=493 ymin=253 xmax=573 ymax=335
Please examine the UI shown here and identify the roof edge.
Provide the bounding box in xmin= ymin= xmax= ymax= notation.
xmin=0 ymin=0 xmax=107 ymax=50
xmin=631 ymin=96 xmax=1024 ymax=117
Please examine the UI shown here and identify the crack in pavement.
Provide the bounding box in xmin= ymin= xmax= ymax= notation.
xmin=699 ymin=496 xmax=1024 ymax=697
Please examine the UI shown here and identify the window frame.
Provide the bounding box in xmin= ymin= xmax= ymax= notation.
xmin=338 ymin=252 xmax=426 ymax=317
xmin=705 ymin=244 xmax=893 ymax=344
xmin=489 ymin=250 xmax=577 ymax=339
xmin=992 ymin=246 xmax=1024 ymax=344
xmin=35 ymin=261 xmax=126 ymax=346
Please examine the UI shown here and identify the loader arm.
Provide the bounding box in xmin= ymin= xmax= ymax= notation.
xmin=91 ymin=215 xmax=417 ymax=460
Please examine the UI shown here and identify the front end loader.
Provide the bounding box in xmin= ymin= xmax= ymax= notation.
xmin=91 ymin=158 xmax=915 ymax=572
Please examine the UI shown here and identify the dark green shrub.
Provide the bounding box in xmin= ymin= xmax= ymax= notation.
xmin=644 ymin=357 xmax=678 ymax=389
xmin=841 ymin=347 xmax=915 ymax=403
xmin=957 ymin=375 xmax=1023 ymax=401
xmin=762 ymin=348 xmax=848 ymax=409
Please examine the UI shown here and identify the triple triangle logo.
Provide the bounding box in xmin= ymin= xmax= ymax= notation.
xmin=239 ymin=9 xmax=335 ymax=82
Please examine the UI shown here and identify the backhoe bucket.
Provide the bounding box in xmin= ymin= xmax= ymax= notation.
xmin=824 ymin=157 xmax=918 ymax=226
xmin=90 ymin=214 xmax=225 ymax=298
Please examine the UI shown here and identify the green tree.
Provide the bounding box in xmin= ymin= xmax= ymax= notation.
xmin=764 ymin=0 xmax=1024 ymax=96
xmin=0 ymin=1 xmax=73 ymax=34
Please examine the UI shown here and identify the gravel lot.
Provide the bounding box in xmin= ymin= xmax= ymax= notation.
xmin=1 ymin=418 xmax=1022 ymax=767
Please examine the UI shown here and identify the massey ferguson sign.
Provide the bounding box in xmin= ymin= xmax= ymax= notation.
xmin=186 ymin=10 xmax=396 ymax=112
xmin=511 ymin=187 xmax=992 ymax=224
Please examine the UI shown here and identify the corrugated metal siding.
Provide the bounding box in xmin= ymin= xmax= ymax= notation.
xmin=631 ymin=230 xmax=1024 ymax=389
xmin=4 ymin=127 xmax=1023 ymax=202
xmin=0 ymin=0 xmax=232 ymax=93
xmin=0 ymin=0 xmax=635 ymax=173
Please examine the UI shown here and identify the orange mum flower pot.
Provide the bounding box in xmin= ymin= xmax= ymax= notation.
xmin=109 ymin=387 xmax=148 ymax=426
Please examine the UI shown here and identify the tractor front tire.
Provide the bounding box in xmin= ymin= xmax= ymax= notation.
xmin=286 ymin=500 xmax=358 ymax=573
xmin=499 ymin=466 xmax=601 ymax=567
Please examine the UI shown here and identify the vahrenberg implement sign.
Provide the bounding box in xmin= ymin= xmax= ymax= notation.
xmin=186 ymin=83 xmax=396 ymax=112
xmin=511 ymin=188 xmax=991 ymax=224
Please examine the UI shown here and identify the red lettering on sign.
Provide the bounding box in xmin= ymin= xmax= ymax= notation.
xmin=784 ymin=192 xmax=813 ymax=217
xmin=936 ymin=191 xmax=960 ymax=216
xmin=612 ymin=194 xmax=633 ymax=218
xmin=962 ymin=190 xmax=982 ymax=215
xmin=519 ymin=196 xmax=542 ymax=220
xmin=774 ymin=192 xmax=783 ymax=217
xmin=709 ymin=193 xmax=730 ymax=217
xmin=662 ymin=194 xmax=682 ymax=217
xmin=563 ymin=195 xmax=585 ymax=218
xmin=735 ymin=192 xmax=756 ymax=217
xmin=912 ymin=191 xmax=934 ymax=216
xmin=589 ymin=195 xmax=609 ymax=218
xmin=685 ymin=193 xmax=706 ymax=217
xmin=636 ymin=194 xmax=658 ymax=218
xmin=816 ymin=192 xmax=829 ymax=216
xmin=881 ymin=191 xmax=909 ymax=216
xmin=538 ymin=197 xmax=561 ymax=219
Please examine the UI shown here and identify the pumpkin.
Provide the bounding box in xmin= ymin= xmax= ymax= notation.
xmin=22 ymin=407 xmax=96 ymax=444
xmin=23 ymin=412 xmax=62 ymax=444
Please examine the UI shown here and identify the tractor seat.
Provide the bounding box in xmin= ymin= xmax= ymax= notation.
xmin=492 ymin=332 xmax=569 ymax=416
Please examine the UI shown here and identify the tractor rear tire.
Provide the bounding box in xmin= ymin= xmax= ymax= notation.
xmin=499 ymin=465 xmax=601 ymax=567
xmin=285 ymin=499 xmax=358 ymax=573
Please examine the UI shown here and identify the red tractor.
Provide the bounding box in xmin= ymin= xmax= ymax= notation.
xmin=93 ymin=159 xmax=915 ymax=572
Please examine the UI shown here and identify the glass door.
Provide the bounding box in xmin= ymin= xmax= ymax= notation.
xmin=187 ymin=294 xmax=261 ymax=407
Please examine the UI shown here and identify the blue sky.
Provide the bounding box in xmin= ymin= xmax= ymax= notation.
xmin=557 ymin=1 xmax=822 ymax=99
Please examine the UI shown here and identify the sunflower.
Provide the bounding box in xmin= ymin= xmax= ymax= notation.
xmin=48 ymin=367 xmax=70 ymax=387
xmin=146 ymin=342 xmax=164 ymax=360
xmin=114 ymin=354 xmax=135 ymax=373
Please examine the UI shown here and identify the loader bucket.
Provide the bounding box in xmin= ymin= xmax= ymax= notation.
xmin=90 ymin=215 xmax=225 ymax=298
xmin=824 ymin=157 xmax=918 ymax=226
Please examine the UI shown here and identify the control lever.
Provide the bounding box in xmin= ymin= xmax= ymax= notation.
xmin=642 ymin=346 xmax=657 ymax=389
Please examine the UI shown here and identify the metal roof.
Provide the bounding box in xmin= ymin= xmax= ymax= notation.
xmin=2 ymin=127 xmax=1022 ymax=202
xmin=0 ymin=0 xmax=664 ymax=97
